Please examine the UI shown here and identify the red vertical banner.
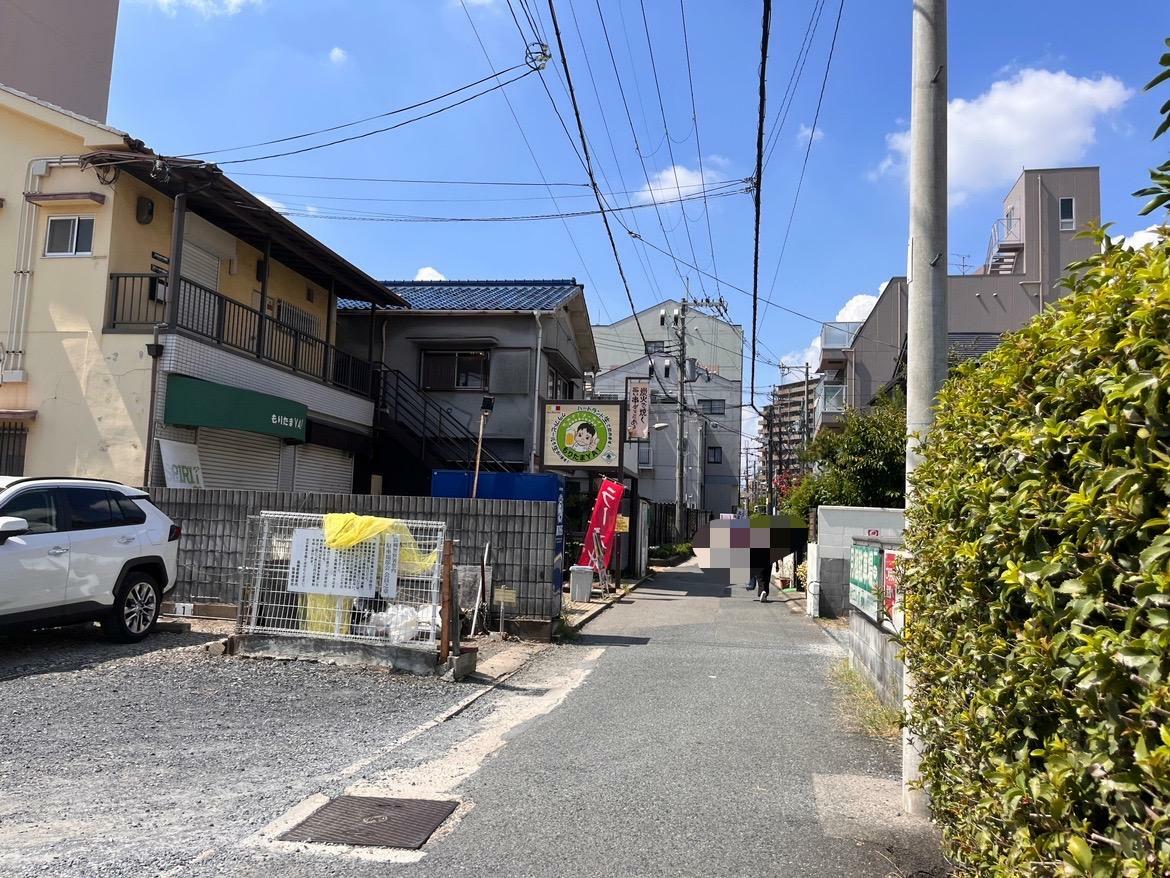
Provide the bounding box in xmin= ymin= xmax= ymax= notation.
xmin=578 ymin=478 xmax=626 ymax=569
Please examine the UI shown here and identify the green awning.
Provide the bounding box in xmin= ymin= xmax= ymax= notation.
xmin=164 ymin=374 xmax=307 ymax=441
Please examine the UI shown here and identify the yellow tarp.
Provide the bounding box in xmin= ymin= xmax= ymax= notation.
xmin=321 ymin=513 xmax=438 ymax=576
xmin=302 ymin=594 xmax=351 ymax=634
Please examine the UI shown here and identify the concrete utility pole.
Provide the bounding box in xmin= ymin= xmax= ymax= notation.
xmin=903 ymin=0 xmax=948 ymax=818
xmin=764 ymin=407 xmax=774 ymax=514
xmin=803 ymin=363 xmax=811 ymax=469
xmin=675 ymin=302 xmax=687 ymax=542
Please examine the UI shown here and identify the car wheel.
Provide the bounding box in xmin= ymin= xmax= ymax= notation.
xmin=102 ymin=573 xmax=160 ymax=643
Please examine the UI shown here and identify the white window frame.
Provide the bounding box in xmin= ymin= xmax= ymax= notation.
xmin=1059 ymin=197 xmax=1075 ymax=232
xmin=44 ymin=215 xmax=95 ymax=257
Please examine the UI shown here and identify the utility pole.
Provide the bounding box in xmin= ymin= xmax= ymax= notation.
xmin=903 ymin=0 xmax=948 ymax=818
xmin=675 ymin=302 xmax=687 ymax=542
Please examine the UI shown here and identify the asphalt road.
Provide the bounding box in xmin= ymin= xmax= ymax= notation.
xmin=1 ymin=563 xmax=946 ymax=877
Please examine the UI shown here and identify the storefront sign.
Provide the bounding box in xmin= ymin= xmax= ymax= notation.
xmin=626 ymin=380 xmax=650 ymax=440
xmin=157 ymin=438 xmax=205 ymax=488
xmin=541 ymin=401 xmax=623 ymax=471
xmin=578 ymin=478 xmax=626 ymax=569
xmin=164 ymin=374 xmax=307 ymax=441
xmin=883 ymin=549 xmax=906 ymax=630
xmin=849 ymin=542 xmax=882 ymax=621
xmin=615 ymin=514 xmax=630 ymax=534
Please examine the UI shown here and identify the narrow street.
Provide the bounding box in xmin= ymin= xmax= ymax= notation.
xmin=1 ymin=562 xmax=944 ymax=877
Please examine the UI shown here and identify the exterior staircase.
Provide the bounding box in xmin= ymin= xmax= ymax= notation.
xmin=374 ymin=369 xmax=511 ymax=494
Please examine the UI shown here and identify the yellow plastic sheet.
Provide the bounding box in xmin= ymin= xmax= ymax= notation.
xmin=321 ymin=513 xmax=438 ymax=576
xmin=302 ymin=593 xmax=351 ymax=634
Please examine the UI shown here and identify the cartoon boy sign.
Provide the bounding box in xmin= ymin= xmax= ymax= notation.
xmin=545 ymin=404 xmax=620 ymax=468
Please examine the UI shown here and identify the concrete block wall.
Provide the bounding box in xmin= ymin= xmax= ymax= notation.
xmin=813 ymin=506 xmax=904 ymax=618
xmin=848 ymin=610 xmax=903 ymax=709
xmin=151 ymin=488 xmax=559 ymax=620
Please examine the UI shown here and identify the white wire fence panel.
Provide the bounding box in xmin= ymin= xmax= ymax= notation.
xmin=237 ymin=512 xmax=446 ymax=648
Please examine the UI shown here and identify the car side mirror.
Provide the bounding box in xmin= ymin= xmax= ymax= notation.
xmin=0 ymin=516 xmax=30 ymax=545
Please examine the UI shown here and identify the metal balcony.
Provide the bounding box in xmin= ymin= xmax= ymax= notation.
xmin=814 ymin=382 xmax=846 ymax=434
xmin=819 ymin=321 xmax=860 ymax=370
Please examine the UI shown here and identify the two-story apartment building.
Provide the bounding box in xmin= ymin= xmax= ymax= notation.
xmin=0 ymin=83 xmax=405 ymax=491
xmin=336 ymin=279 xmax=598 ymax=494
xmin=814 ymin=166 xmax=1102 ymax=436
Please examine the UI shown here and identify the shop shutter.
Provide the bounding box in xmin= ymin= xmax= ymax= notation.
xmin=196 ymin=428 xmax=281 ymax=491
xmin=293 ymin=443 xmax=354 ymax=493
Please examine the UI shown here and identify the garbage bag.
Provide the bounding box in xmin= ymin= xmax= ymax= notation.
xmin=321 ymin=513 xmax=439 ymax=576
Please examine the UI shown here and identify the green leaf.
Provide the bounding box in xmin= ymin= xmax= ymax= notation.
xmin=1067 ymin=836 xmax=1093 ymax=873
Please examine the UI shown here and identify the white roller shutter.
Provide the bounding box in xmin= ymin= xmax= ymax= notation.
xmin=196 ymin=428 xmax=281 ymax=490
xmin=293 ymin=443 xmax=354 ymax=493
xmin=181 ymin=241 xmax=220 ymax=289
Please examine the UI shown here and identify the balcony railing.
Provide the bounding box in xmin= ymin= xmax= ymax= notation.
xmin=820 ymin=321 xmax=861 ymax=352
xmin=814 ymin=382 xmax=846 ymax=432
xmin=108 ymin=273 xmax=373 ymax=397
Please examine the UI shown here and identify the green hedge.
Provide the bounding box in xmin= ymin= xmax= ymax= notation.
xmin=900 ymin=227 xmax=1170 ymax=876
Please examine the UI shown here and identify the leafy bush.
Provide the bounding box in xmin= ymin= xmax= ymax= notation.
xmin=901 ymin=221 xmax=1170 ymax=875
xmin=781 ymin=396 xmax=907 ymax=520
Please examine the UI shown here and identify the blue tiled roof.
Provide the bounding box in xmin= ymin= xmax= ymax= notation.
xmin=337 ymin=279 xmax=580 ymax=313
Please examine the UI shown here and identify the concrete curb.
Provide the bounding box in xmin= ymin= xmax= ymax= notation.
xmin=562 ymin=573 xmax=653 ymax=634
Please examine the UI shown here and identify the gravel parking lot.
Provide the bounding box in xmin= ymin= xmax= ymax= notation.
xmin=0 ymin=623 xmax=472 ymax=878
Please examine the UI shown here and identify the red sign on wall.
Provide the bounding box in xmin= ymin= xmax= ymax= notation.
xmin=883 ymin=550 xmax=900 ymax=618
xmin=578 ymin=478 xmax=626 ymax=569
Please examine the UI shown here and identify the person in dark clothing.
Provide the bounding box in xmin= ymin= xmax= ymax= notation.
xmin=755 ymin=565 xmax=771 ymax=602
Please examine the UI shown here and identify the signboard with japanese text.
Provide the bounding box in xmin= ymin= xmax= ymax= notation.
xmin=541 ymin=401 xmax=624 ymax=472
xmin=578 ymin=478 xmax=626 ymax=569
xmin=883 ymin=549 xmax=907 ymax=631
xmin=849 ymin=541 xmax=882 ymax=621
xmin=626 ymin=379 xmax=650 ymax=440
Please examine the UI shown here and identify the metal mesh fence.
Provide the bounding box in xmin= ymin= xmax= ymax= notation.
xmin=237 ymin=512 xmax=446 ymax=648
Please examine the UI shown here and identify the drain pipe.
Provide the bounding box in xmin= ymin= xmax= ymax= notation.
xmin=530 ymin=310 xmax=543 ymax=472
xmin=6 ymin=156 xmax=83 ymax=377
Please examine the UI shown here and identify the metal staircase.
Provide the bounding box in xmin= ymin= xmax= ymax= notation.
xmin=374 ymin=369 xmax=511 ymax=483
xmin=982 ymin=217 xmax=1024 ymax=275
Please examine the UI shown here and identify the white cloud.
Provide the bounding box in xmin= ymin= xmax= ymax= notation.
xmin=256 ymin=195 xmax=287 ymax=212
xmin=329 ymin=47 xmax=348 ymax=65
xmin=1111 ymin=225 xmax=1166 ymax=250
xmin=414 ymin=266 xmax=446 ymax=282
xmin=635 ymin=163 xmax=723 ymax=204
xmin=778 ymin=293 xmax=880 ymax=373
xmin=872 ymin=68 xmax=1131 ymax=204
xmin=142 ymin=0 xmax=261 ymax=16
xmin=797 ymin=123 xmax=824 ymax=144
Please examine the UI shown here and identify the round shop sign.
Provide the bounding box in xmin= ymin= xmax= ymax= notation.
xmin=550 ymin=407 xmax=616 ymax=466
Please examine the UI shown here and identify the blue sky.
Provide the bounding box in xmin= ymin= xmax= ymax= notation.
xmin=109 ymin=0 xmax=1170 ymax=415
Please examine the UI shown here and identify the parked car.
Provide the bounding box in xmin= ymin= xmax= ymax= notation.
xmin=0 ymin=477 xmax=179 ymax=641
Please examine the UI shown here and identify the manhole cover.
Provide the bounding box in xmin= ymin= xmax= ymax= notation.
xmin=279 ymin=796 xmax=458 ymax=849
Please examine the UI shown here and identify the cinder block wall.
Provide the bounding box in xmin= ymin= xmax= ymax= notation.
xmin=848 ymin=611 xmax=903 ymax=709
xmin=150 ymin=489 xmax=559 ymax=620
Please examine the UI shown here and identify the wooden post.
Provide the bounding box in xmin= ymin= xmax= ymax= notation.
xmin=449 ymin=540 xmax=461 ymax=657
xmin=439 ymin=538 xmax=453 ymax=662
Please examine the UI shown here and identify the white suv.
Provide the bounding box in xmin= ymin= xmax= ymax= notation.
xmin=0 ymin=478 xmax=179 ymax=642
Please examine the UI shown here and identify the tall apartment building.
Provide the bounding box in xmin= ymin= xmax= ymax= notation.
xmin=758 ymin=378 xmax=815 ymax=479
xmin=814 ymin=166 xmax=1101 ymax=436
xmin=0 ymin=0 xmax=120 ymax=122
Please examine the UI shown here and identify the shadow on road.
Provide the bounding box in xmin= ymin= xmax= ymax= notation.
xmin=576 ymin=633 xmax=651 ymax=648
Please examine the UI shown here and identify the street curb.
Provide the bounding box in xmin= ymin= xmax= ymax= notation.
xmin=563 ymin=573 xmax=653 ymax=633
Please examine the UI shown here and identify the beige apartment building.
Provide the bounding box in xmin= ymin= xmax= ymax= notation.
xmin=0 ymin=83 xmax=404 ymax=490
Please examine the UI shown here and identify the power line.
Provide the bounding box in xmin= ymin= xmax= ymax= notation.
xmin=592 ymin=0 xmax=690 ymax=292
xmin=545 ymin=0 xmax=672 ymax=398
xmin=177 ymin=62 xmax=530 ymax=158
xmin=455 ymin=0 xmax=610 ymax=321
xmin=620 ymin=226 xmax=900 ymax=351
xmin=749 ymin=0 xmax=774 ymax=410
xmin=214 ymin=67 xmax=540 ymax=166
xmin=638 ymin=0 xmax=709 ymax=297
xmin=678 ymin=0 xmax=722 ymax=303
xmin=761 ymin=0 xmax=827 ymax=169
xmin=760 ymin=0 xmax=846 ymax=322
xmin=230 ymin=172 xmax=590 ymax=187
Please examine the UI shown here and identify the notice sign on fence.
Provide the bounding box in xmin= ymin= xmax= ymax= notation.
xmin=288 ymin=528 xmax=379 ymax=598
xmin=849 ymin=542 xmax=881 ymax=621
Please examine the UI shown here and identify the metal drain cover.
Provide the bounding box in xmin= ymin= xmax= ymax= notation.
xmin=279 ymin=796 xmax=458 ymax=849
